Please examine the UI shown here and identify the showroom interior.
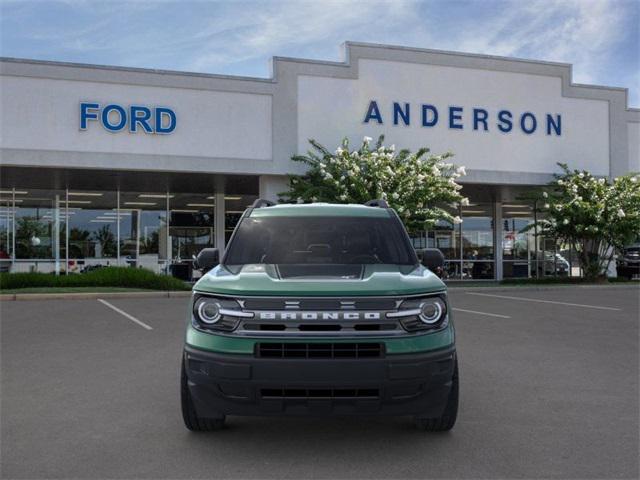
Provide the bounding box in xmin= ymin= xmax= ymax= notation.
xmin=0 ymin=168 xmax=568 ymax=281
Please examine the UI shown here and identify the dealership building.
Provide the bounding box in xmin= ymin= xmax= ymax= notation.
xmin=1 ymin=42 xmax=638 ymax=280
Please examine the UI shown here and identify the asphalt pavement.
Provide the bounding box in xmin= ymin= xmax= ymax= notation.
xmin=1 ymin=286 xmax=638 ymax=479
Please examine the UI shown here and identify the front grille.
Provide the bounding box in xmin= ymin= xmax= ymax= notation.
xmin=261 ymin=388 xmax=379 ymax=399
xmin=242 ymin=298 xmax=398 ymax=311
xmin=256 ymin=342 xmax=384 ymax=359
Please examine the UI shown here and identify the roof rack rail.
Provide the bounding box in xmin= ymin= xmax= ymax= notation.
xmin=364 ymin=199 xmax=389 ymax=208
xmin=251 ymin=198 xmax=276 ymax=208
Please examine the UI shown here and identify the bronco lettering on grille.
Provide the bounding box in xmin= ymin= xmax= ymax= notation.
xmin=257 ymin=312 xmax=382 ymax=321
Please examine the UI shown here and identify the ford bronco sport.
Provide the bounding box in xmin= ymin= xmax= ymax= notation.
xmin=181 ymin=199 xmax=458 ymax=431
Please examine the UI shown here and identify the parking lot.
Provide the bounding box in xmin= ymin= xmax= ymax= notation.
xmin=1 ymin=285 xmax=638 ymax=479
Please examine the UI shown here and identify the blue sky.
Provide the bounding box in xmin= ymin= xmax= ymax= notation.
xmin=1 ymin=0 xmax=638 ymax=106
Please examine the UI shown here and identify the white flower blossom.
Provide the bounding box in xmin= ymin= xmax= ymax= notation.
xmin=542 ymin=191 xmax=548 ymax=198
xmin=389 ymin=144 xmax=395 ymax=152
xmin=392 ymin=192 xmax=399 ymax=200
xmin=544 ymin=203 xmax=550 ymax=209
xmin=339 ymin=194 xmax=347 ymax=201
xmin=618 ymin=208 xmax=626 ymax=218
xmin=363 ymin=136 xmax=372 ymax=143
xmin=453 ymin=216 xmax=463 ymax=224
xmin=456 ymin=166 xmax=467 ymax=176
xmin=460 ymin=197 xmax=470 ymax=206
xmin=335 ymin=147 xmax=343 ymax=155
xmin=563 ymin=219 xmax=569 ymax=225
xmin=557 ymin=179 xmax=564 ymax=185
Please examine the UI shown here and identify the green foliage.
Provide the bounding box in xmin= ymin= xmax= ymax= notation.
xmin=533 ymin=163 xmax=640 ymax=280
xmin=0 ymin=267 xmax=190 ymax=291
xmin=280 ymin=135 xmax=468 ymax=231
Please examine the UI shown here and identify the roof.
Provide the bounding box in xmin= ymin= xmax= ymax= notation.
xmin=248 ymin=203 xmax=391 ymax=218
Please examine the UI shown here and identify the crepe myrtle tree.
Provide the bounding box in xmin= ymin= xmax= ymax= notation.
xmin=534 ymin=163 xmax=640 ymax=280
xmin=280 ymin=135 xmax=468 ymax=231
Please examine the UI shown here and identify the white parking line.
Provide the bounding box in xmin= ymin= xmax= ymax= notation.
xmin=453 ymin=308 xmax=511 ymax=319
xmin=465 ymin=292 xmax=621 ymax=311
xmin=97 ymin=299 xmax=153 ymax=330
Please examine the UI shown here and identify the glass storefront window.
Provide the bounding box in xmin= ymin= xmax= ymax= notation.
xmin=170 ymin=193 xmax=215 ymax=261
xmin=0 ymin=192 xmax=16 ymax=272
xmin=66 ymin=190 xmax=118 ymax=273
xmin=461 ymin=203 xmax=494 ymax=279
xmin=502 ymin=203 xmax=535 ymax=278
xmin=13 ymin=189 xmax=65 ymax=272
xmin=119 ymin=192 xmax=169 ymax=273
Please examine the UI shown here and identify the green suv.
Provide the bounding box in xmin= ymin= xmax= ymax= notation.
xmin=181 ymin=200 xmax=458 ymax=431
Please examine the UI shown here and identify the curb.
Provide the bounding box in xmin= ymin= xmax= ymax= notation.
xmin=0 ymin=291 xmax=192 ymax=301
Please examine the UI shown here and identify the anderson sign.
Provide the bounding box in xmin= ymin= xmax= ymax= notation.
xmin=363 ymin=100 xmax=562 ymax=136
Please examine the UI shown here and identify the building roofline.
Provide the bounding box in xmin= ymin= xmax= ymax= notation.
xmin=1 ymin=40 xmax=637 ymax=109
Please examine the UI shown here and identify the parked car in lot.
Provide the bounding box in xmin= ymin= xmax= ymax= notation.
xmin=616 ymin=243 xmax=640 ymax=280
xmin=181 ymin=200 xmax=457 ymax=432
xmin=538 ymin=252 xmax=570 ymax=276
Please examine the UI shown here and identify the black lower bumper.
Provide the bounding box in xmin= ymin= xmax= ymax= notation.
xmin=183 ymin=344 xmax=456 ymax=418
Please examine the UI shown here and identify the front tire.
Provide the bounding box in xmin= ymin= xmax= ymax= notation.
xmin=181 ymin=362 xmax=225 ymax=431
xmin=415 ymin=359 xmax=459 ymax=432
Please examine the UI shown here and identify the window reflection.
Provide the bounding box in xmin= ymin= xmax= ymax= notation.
xmin=502 ymin=203 xmax=535 ymax=278
xmin=170 ymin=193 xmax=215 ymax=261
xmin=119 ymin=192 xmax=169 ymax=273
xmin=66 ymin=190 xmax=118 ymax=272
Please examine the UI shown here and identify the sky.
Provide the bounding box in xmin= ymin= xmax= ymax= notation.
xmin=1 ymin=0 xmax=638 ymax=106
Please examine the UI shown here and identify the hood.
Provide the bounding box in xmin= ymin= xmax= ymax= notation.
xmin=194 ymin=264 xmax=445 ymax=297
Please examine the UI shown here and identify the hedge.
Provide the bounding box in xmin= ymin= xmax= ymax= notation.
xmin=0 ymin=267 xmax=191 ymax=291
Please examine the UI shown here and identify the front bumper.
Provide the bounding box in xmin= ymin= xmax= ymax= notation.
xmin=184 ymin=344 xmax=456 ymax=418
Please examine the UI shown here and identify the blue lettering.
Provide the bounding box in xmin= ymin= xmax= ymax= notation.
xmin=449 ymin=106 xmax=463 ymax=129
xmin=520 ymin=112 xmax=537 ymax=134
xmin=546 ymin=114 xmax=561 ymax=136
xmin=155 ymin=107 xmax=176 ymax=134
xmin=130 ymin=105 xmax=153 ymax=133
xmin=393 ymin=102 xmax=410 ymax=126
xmin=364 ymin=100 xmax=383 ymax=124
xmin=473 ymin=108 xmax=489 ymax=131
xmin=497 ymin=110 xmax=513 ymax=133
xmin=101 ymin=104 xmax=127 ymax=132
xmin=80 ymin=102 xmax=99 ymax=130
xmin=421 ymin=104 xmax=438 ymax=127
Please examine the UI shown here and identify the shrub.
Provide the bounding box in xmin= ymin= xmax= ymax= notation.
xmin=532 ymin=164 xmax=640 ymax=280
xmin=280 ymin=135 xmax=468 ymax=231
xmin=0 ymin=267 xmax=191 ymax=291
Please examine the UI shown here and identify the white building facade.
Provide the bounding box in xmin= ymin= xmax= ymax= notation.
xmin=1 ymin=42 xmax=638 ymax=280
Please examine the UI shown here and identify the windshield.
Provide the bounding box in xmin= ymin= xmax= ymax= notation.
xmin=224 ymin=215 xmax=417 ymax=266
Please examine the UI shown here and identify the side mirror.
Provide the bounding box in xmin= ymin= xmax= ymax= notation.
xmin=416 ymin=248 xmax=445 ymax=278
xmin=195 ymin=248 xmax=220 ymax=272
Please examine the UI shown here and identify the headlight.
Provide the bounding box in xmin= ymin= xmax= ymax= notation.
xmin=419 ymin=298 xmax=446 ymax=324
xmin=195 ymin=298 xmax=221 ymax=324
xmin=388 ymin=294 xmax=448 ymax=331
xmin=192 ymin=294 xmax=253 ymax=331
